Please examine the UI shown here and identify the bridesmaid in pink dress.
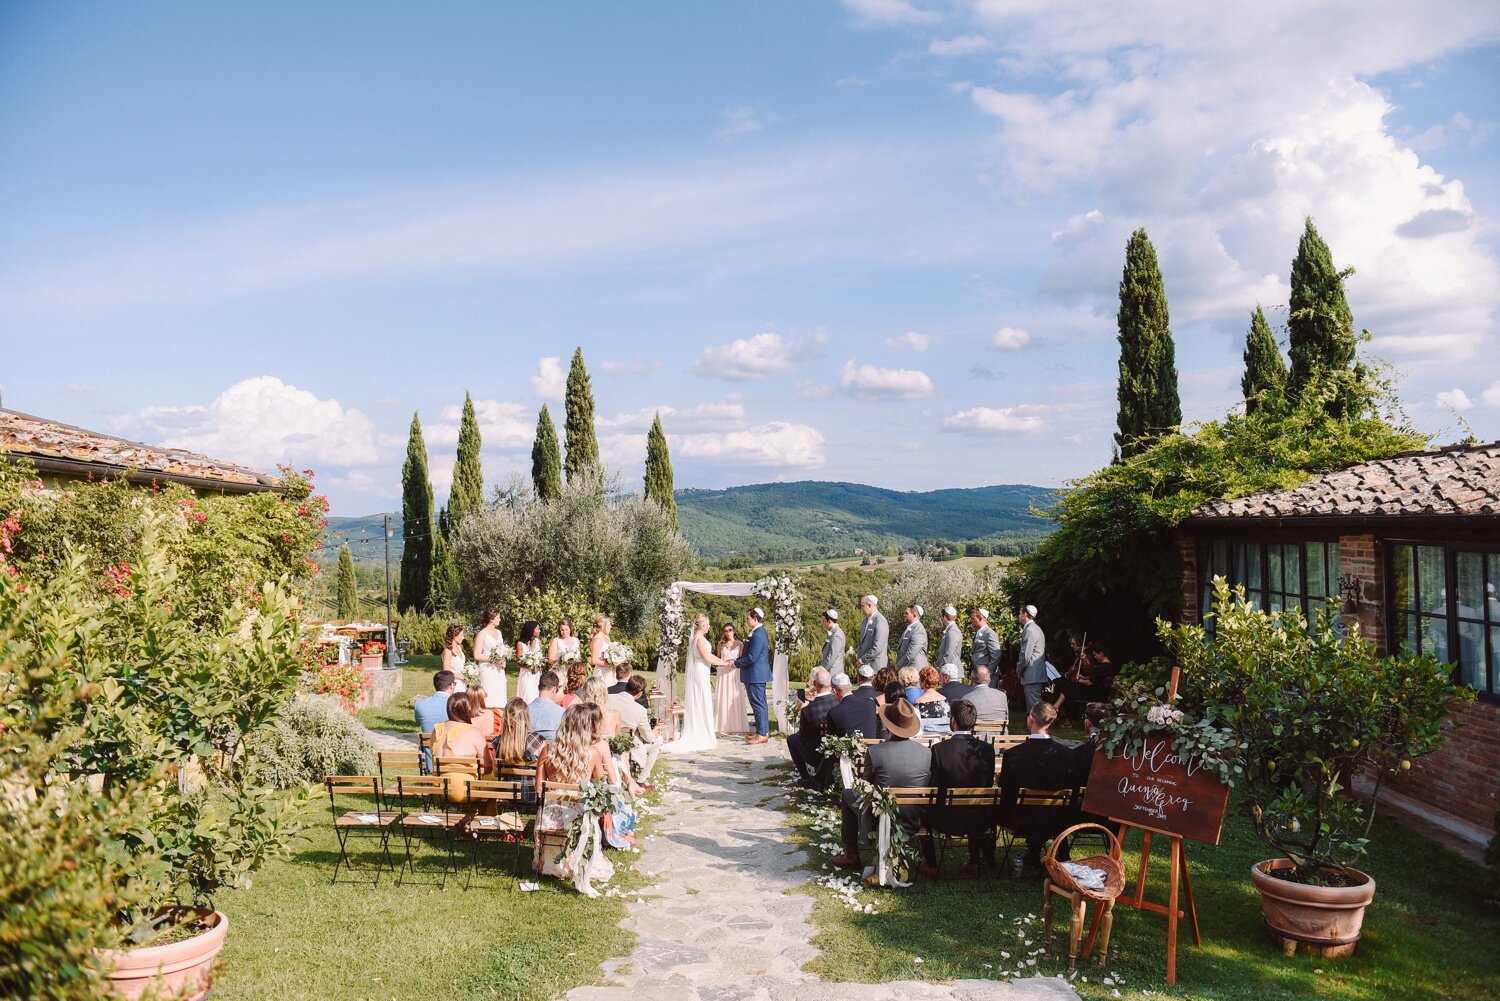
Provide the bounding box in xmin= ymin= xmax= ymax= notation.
xmin=713 ymin=622 xmax=750 ymax=735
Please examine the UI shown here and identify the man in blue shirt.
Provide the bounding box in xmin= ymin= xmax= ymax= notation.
xmin=525 ymin=671 xmax=566 ymax=758
xmin=414 ymin=670 xmax=456 ymax=769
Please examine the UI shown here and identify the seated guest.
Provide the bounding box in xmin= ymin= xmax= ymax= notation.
xmin=871 ymin=666 xmax=898 ymax=739
xmin=937 ymin=663 xmax=973 ymax=702
xmin=431 ymin=691 xmax=494 ymax=784
xmin=929 ymin=700 xmax=998 ymax=875
xmin=849 ymin=664 xmax=879 ymax=701
xmin=998 ymin=702 xmax=1079 ymax=869
xmin=961 ymin=666 xmax=1009 ymax=728
xmin=493 ymin=698 xmax=532 ymax=765
xmin=828 ymin=672 xmax=878 ymax=739
xmin=468 ymin=687 xmax=497 ymax=739
xmin=609 ymin=675 xmax=663 ymax=782
xmin=526 ymin=671 xmax=566 ymax=759
xmin=1071 ymin=702 xmax=1119 ymax=832
xmin=559 ymin=662 xmax=589 ymax=709
xmin=534 ymin=703 xmax=615 ymax=888
xmin=608 ymin=661 xmax=651 ymax=711
xmin=831 ymin=698 xmax=938 ymax=878
xmin=583 ymin=676 xmax=645 ymax=797
xmin=414 ymin=670 xmax=456 ymax=733
xmin=788 ymin=668 xmax=836 ymax=788
xmin=913 ymin=666 xmax=951 ymax=735
xmin=898 ymin=666 xmax=922 ymax=704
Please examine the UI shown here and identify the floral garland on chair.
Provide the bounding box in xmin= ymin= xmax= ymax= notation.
xmin=555 ymin=778 xmax=625 ymax=893
xmin=851 ymin=778 xmax=919 ymax=885
xmin=818 ymin=734 xmax=867 ymax=791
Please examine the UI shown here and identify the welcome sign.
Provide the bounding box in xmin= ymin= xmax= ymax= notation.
xmin=1082 ymin=738 xmax=1230 ymax=844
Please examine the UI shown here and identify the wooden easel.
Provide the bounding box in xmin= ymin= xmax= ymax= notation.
xmin=1082 ymin=666 xmax=1203 ymax=985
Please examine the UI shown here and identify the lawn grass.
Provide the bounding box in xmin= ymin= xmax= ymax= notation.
xmin=780 ymin=761 xmax=1500 ymax=1001
xmin=355 ymin=655 xmax=440 ymax=732
xmin=214 ymin=769 xmax=666 ymax=1001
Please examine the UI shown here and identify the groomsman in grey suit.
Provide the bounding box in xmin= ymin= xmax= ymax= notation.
xmin=896 ymin=604 xmax=930 ymax=669
xmin=934 ymin=605 xmax=963 ymax=671
xmin=969 ymin=608 xmax=1001 ymax=687
xmin=820 ymin=609 xmax=846 ymax=674
xmin=1016 ymin=604 xmax=1049 ymax=711
xmin=853 ymin=595 xmax=889 ymax=672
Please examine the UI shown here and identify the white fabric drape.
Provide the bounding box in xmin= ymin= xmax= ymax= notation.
xmin=874 ymin=815 xmax=912 ymax=888
xmin=668 ymin=580 xmax=789 ymax=733
xmin=566 ymin=810 xmax=605 ymax=897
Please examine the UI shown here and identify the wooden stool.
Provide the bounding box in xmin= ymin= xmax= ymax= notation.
xmin=1042 ymin=823 xmax=1126 ymax=972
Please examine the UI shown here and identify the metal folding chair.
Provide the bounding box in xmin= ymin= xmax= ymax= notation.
xmin=462 ymin=778 xmax=532 ymax=888
xmin=377 ymin=750 xmax=423 ymax=786
xmin=392 ymin=775 xmax=465 ymax=885
xmin=325 ymin=776 xmax=398 ymax=884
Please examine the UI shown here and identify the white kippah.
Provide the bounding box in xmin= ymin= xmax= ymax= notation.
xmin=751 ymin=607 xmax=765 ymax=620
xmin=913 ymin=604 xmax=924 ymax=617
xmin=857 ymin=664 xmax=875 ymax=678
xmin=976 ymin=608 xmax=989 ymax=620
xmin=832 ymin=672 xmax=852 ymax=689
xmin=862 ymin=594 xmax=878 ymax=605
xmin=824 ymin=609 xmax=839 ymax=621
xmin=1024 ymin=604 xmax=1038 ymax=618
xmin=943 ymin=605 xmax=958 ymax=617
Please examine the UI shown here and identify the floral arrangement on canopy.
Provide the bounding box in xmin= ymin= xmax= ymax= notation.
xmin=655 ymin=584 xmax=688 ymax=664
xmin=751 ymin=573 xmax=802 ymax=656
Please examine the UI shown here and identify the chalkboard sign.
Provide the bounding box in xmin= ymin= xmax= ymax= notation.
xmin=1082 ymin=738 xmax=1230 ymax=845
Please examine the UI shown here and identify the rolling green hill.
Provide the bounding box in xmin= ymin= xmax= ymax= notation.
xmin=326 ymin=481 xmax=1056 ymax=567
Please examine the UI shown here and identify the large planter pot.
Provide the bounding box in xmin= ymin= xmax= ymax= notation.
xmin=359 ymin=653 xmax=383 ymax=670
xmin=1250 ymin=859 xmax=1375 ymax=958
xmin=102 ymin=910 xmax=228 ymax=1000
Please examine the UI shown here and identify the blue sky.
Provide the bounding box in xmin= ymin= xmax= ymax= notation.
xmin=2 ymin=1 xmax=1498 ymax=516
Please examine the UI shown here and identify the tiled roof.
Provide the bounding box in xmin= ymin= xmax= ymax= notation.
xmin=1188 ymin=442 xmax=1500 ymax=521
xmin=0 ymin=408 xmax=279 ymax=493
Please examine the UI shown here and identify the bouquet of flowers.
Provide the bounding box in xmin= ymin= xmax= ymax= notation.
xmin=488 ymin=645 xmax=511 ymax=667
xmin=462 ymin=664 xmax=484 ymax=691
xmin=519 ymin=648 xmax=549 ymax=672
xmin=600 ymin=641 xmax=635 ymax=669
xmin=557 ymin=645 xmax=584 ymax=667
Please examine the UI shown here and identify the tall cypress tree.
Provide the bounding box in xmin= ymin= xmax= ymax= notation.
xmin=643 ymin=412 xmax=678 ymax=531
xmin=429 ymin=528 xmax=458 ymax=613
xmin=1287 ymin=217 xmax=1356 ymax=399
xmin=563 ymin=347 xmax=600 ymax=482
xmin=1114 ymin=228 xmax=1181 ymax=459
xmin=531 ymin=404 xmax=563 ymax=500
xmin=448 ymin=391 xmax=484 ymax=526
xmin=396 ymin=412 xmax=435 ymax=613
xmin=335 ymin=543 xmax=359 ymax=619
xmin=1241 ymin=306 xmax=1288 ymax=413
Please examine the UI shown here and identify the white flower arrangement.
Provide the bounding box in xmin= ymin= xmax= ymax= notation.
xmin=1145 ymin=703 xmax=1185 ymax=727
xmin=752 ymin=573 xmax=802 ymax=657
xmin=655 ymin=584 xmax=687 ymax=663
xmin=518 ymin=648 xmax=549 ymax=671
xmin=488 ymin=645 xmax=511 ymax=667
xmin=558 ymin=644 xmax=584 ymax=666
xmin=600 ymin=641 xmax=636 ymax=669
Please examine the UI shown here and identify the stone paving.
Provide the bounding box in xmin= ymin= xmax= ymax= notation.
xmin=564 ymin=737 xmax=1080 ymax=1001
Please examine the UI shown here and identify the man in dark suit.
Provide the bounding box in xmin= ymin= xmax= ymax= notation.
xmin=998 ymin=701 xmax=1081 ymax=869
xmin=848 ymin=664 xmax=879 ymax=701
xmin=832 ymin=697 xmax=938 ymax=877
xmin=828 ymin=672 xmax=878 ymax=739
xmin=928 ymin=700 xmax=997 ymax=876
xmin=787 ymin=668 xmax=836 ymax=788
xmin=936 ymin=663 xmax=974 ymax=702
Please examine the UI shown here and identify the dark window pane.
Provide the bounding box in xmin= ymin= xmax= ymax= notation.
xmin=1307 ymin=546 xmax=1327 ymax=603
xmin=1456 ymin=552 xmax=1484 ymax=621
xmin=1390 ymin=545 xmax=1414 ymax=613
xmin=1286 ymin=545 xmax=1302 ymax=598
xmin=1420 ymin=614 xmax=1448 ymax=662
xmin=1490 ymin=626 xmax=1500 ymax=695
xmin=1268 ymin=546 xmax=1283 ymax=594
xmin=1458 ymin=619 xmax=1484 ymax=689
xmin=1418 ymin=546 xmax=1446 ymax=614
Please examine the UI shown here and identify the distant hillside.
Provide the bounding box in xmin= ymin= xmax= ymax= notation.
xmin=676 ymin=481 xmax=1056 ymax=563
xmin=327 ymin=481 xmax=1057 ymax=567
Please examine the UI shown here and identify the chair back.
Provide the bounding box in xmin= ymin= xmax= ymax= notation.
xmin=944 ymin=786 xmax=1002 ymax=809
xmin=986 ymin=734 xmax=1028 ymax=753
xmin=888 ymin=786 xmax=938 ymax=809
xmin=326 ymin=775 xmax=382 ymax=814
xmin=394 ymin=774 xmax=449 ymax=809
xmin=377 ymin=750 xmax=423 ymax=784
xmin=539 ymin=779 xmax=581 ymax=802
xmin=973 ymin=720 xmax=1009 ymax=735
xmin=1014 ymin=786 xmax=1074 ymax=809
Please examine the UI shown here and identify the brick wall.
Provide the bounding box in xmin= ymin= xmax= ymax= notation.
xmin=1337 ymin=533 xmax=1387 ymax=652
xmin=1385 ymin=699 xmax=1499 ymax=836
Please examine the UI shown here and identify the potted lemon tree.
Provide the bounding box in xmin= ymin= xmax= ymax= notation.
xmin=1162 ymin=578 xmax=1470 ymax=958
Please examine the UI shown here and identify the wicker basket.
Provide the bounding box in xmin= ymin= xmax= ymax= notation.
xmin=1043 ymin=823 xmax=1126 ymax=902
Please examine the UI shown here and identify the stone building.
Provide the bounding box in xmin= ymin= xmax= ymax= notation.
xmin=1177 ymin=441 xmax=1500 ymax=845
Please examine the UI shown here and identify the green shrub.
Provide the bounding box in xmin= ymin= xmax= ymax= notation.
xmin=397 ymin=610 xmax=449 ymax=655
xmin=249 ymin=694 xmax=379 ymax=789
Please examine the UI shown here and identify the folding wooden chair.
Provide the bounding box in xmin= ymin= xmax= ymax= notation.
xmin=434 ymin=755 xmax=482 ymax=804
xmin=377 ymin=750 xmax=424 ymax=786
xmin=932 ymin=786 xmax=1003 ymax=873
xmin=462 ymin=778 xmax=532 ymax=888
xmin=973 ymin=719 xmax=1010 ymax=739
xmin=998 ymin=786 xmax=1076 ymax=874
xmin=417 ymin=732 xmax=435 ymax=772
xmin=534 ymin=780 xmax=582 ymax=884
xmin=325 ymin=776 xmax=398 ymax=884
xmin=392 ymin=775 xmax=465 ymax=884
xmin=880 ymin=786 xmax=938 ymax=880
xmin=496 ymin=761 xmax=541 ymax=808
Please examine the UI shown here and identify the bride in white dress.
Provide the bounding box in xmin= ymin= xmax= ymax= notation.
xmin=663 ymin=614 xmax=730 ymax=755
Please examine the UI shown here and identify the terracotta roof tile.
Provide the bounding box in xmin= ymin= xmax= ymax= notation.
xmin=1189 ymin=442 xmax=1500 ymax=521
xmin=0 ymin=409 xmax=279 ymax=492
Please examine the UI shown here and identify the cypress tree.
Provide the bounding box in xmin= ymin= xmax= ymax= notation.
xmin=448 ymin=391 xmax=484 ymax=526
xmin=335 ymin=543 xmax=359 ymax=619
xmin=1287 ymin=217 xmax=1356 ymax=398
xmin=429 ymin=528 xmax=458 ymax=613
xmin=396 ymin=412 xmax=435 ymax=613
xmin=1241 ymin=306 xmax=1288 ymax=413
xmin=531 ymin=404 xmax=564 ymax=500
xmin=1114 ymin=228 xmax=1181 ymax=459
xmin=563 ymin=347 xmax=600 ymax=482
xmin=643 ymin=412 xmax=678 ymax=530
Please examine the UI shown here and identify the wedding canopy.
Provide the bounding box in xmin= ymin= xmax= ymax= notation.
xmin=656 ymin=577 xmax=801 ymax=732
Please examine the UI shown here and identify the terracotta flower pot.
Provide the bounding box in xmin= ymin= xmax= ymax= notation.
xmin=1250 ymin=859 xmax=1375 ymax=958
xmin=359 ymin=653 xmax=383 ymax=670
xmin=102 ymin=910 xmax=228 ymax=1000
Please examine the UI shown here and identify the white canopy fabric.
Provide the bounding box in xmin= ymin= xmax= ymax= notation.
xmin=667 ymin=580 xmax=790 ymax=731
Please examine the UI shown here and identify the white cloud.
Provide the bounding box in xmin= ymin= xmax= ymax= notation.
xmin=840 ymin=0 xmax=941 ymax=26
xmin=601 ymin=400 xmax=746 ymax=434
xmin=693 ymin=332 xmax=822 ymax=380
xmin=674 ymin=422 xmax=827 ymax=468
xmin=795 ymin=381 xmax=833 ymax=400
xmin=941 ymin=405 xmax=1049 ymax=435
xmin=599 ymin=359 xmax=663 ymax=375
xmin=886 ymin=330 xmax=930 ymax=352
xmin=929 ymin=34 xmax=993 ymax=56
xmin=1436 ymin=388 xmax=1474 ymax=411
xmin=839 ymin=360 xmax=935 ymax=399
xmin=111 ymin=376 xmax=378 ymax=471
xmin=529 ymin=357 xmax=566 ymax=400
xmin=719 ymin=105 xmax=782 ymax=140
xmin=990 ymin=327 xmax=1032 ymax=350
xmin=1482 ymin=381 xmax=1500 ymax=408
xmin=428 ymin=399 xmax=533 ymax=451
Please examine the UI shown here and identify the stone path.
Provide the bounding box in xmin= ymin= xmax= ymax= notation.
xmin=565 ymin=738 xmax=1080 ymax=1001
xmin=369 ymin=728 xmax=419 ymax=751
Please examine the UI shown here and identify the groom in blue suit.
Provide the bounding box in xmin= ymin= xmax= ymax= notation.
xmin=736 ymin=607 xmax=772 ymax=744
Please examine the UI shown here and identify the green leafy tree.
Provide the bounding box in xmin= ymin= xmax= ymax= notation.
xmin=448 ymin=391 xmax=484 ymax=526
xmin=429 ymin=526 xmax=459 ymax=613
xmin=335 ymin=542 xmax=358 ymax=618
xmin=531 ymin=404 xmax=564 ymax=500
xmin=644 ymin=412 xmax=678 ymax=530
xmin=397 ymin=412 xmax=435 ymax=613
xmin=1287 ymin=218 xmax=1357 ymax=402
xmin=563 ymin=347 xmax=601 ymax=482
xmin=1241 ymin=306 xmax=1288 ymax=413
xmin=1114 ymin=228 xmax=1181 ymax=459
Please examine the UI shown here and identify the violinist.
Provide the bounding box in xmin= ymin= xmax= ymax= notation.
xmin=1053 ymin=634 xmax=1116 ymax=724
